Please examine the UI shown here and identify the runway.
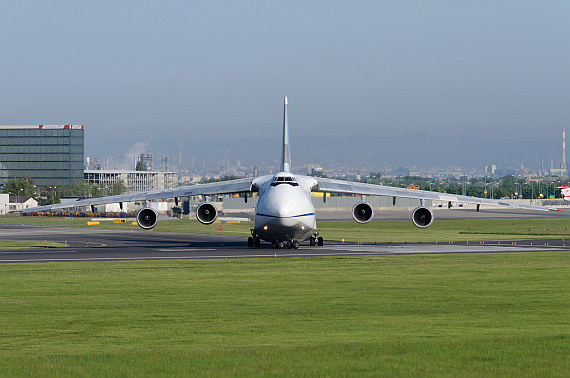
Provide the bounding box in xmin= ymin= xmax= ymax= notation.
xmin=0 ymin=223 xmax=568 ymax=263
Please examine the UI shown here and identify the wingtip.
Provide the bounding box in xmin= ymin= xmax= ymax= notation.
xmin=284 ymin=96 xmax=288 ymax=105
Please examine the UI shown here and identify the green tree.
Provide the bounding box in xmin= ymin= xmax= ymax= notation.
xmin=59 ymin=181 xmax=89 ymax=198
xmin=136 ymin=161 xmax=145 ymax=171
xmin=109 ymin=180 xmax=127 ymax=196
xmin=37 ymin=184 xmax=60 ymax=205
xmin=58 ymin=180 xmax=127 ymax=198
xmin=3 ymin=177 xmax=36 ymax=198
xmin=201 ymin=176 xmax=240 ymax=184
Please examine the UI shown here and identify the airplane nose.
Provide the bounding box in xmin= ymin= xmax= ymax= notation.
xmin=268 ymin=217 xmax=298 ymax=229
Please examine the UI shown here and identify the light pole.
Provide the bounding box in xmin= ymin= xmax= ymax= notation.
xmin=489 ymin=182 xmax=498 ymax=199
xmin=49 ymin=186 xmax=57 ymax=205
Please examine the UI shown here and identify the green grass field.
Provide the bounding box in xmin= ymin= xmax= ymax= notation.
xmin=0 ymin=253 xmax=568 ymax=376
xmin=0 ymin=240 xmax=65 ymax=249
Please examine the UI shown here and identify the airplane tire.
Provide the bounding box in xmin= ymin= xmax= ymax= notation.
xmin=318 ymin=237 xmax=324 ymax=246
xmin=278 ymin=241 xmax=284 ymax=249
xmin=248 ymin=237 xmax=253 ymax=248
xmin=255 ymin=238 xmax=261 ymax=248
xmin=286 ymin=240 xmax=292 ymax=249
xmin=292 ymin=240 xmax=299 ymax=249
xmin=272 ymin=241 xmax=277 ymax=249
xmin=310 ymin=237 xmax=315 ymax=246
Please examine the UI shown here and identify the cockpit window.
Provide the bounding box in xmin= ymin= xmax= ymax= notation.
xmin=274 ymin=176 xmax=295 ymax=182
xmin=271 ymin=176 xmax=299 ymax=186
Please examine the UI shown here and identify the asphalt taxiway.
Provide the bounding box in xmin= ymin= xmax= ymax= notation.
xmin=0 ymin=223 xmax=568 ymax=263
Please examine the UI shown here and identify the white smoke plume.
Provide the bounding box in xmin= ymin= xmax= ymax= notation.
xmin=117 ymin=141 xmax=149 ymax=170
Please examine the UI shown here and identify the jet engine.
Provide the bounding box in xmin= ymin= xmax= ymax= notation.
xmin=136 ymin=207 xmax=159 ymax=229
xmin=412 ymin=206 xmax=434 ymax=228
xmin=196 ymin=203 xmax=218 ymax=224
xmin=352 ymin=202 xmax=374 ymax=224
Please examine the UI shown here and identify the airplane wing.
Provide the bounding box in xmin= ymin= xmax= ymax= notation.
xmin=22 ymin=176 xmax=272 ymax=213
xmin=313 ymin=177 xmax=560 ymax=212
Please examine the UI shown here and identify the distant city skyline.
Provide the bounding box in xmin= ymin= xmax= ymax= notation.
xmin=85 ymin=130 xmax=564 ymax=178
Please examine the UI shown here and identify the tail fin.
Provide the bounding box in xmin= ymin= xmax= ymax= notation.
xmin=281 ymin=96 xmax=291 ymax=172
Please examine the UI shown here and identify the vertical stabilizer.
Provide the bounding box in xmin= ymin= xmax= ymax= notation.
xmin=281 ymin=96 xmax=291 ymax=172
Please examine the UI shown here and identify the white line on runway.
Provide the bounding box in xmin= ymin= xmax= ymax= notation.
xmin=155 ymin=248 xmax=216 ymax=252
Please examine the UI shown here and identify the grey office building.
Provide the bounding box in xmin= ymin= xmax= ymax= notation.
xmin=0 ymin=125 xmax=84 ymax=186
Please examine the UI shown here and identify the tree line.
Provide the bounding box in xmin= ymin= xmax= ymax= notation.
xmin=362 ymin=173 xmax=569 ymax=199
xmin=2 ymin=177 xmax=126 ymax=205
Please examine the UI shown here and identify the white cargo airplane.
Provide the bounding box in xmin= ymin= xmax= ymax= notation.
xmin=23 ymin=97 xmax=560 ymax=249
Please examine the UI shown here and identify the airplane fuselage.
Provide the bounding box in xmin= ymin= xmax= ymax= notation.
xmin=252 ymin=172 xmax=318 ymax=243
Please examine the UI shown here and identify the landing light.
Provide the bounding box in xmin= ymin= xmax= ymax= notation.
xmin=301 ymin=226 xmax=305 ymax=230
xmin=263 ymin=225 xmax=268 ymax=230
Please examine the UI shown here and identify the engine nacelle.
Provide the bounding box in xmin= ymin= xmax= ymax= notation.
xmin=196 ymin=202 xmax=218 ymax=224
xmin=136 ymin=207 xmax=158 ymax=229
xmin=352 ymin=202 xmax=374 ymax=224
xmin=412 ymin=206 xmax=434 ymax=228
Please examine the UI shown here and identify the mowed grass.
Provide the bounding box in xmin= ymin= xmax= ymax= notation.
xmin=319 ymin=218 xmax=570 ymax=243
xmin=0 ymin=240 xmax=65 ymax=249
xmin=3 ymin=215 xmax=570 ymax=243
xmin=0 ymin=253 xmax=568 ymax=376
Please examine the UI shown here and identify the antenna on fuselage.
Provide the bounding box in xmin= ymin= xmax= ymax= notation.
xmin=281 ymin=96 xmax=291 ymax=173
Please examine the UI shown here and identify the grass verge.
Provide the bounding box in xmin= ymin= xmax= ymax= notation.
xmin=0 ymin=240 xmax=65 ymax=249
xmin=0 ymin=253 xmax=568 ymax=376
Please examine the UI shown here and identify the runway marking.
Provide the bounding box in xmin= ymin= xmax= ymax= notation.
xmin=155 ymin=248 xmax=216 ymax=252
xmin=66 ymin=241 xmax=107 ymax=247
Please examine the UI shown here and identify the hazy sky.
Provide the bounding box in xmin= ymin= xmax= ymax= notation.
xmin=1 ymin=1 xmax=569 ymax=167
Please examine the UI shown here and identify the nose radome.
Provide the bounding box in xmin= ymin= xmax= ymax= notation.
xmin=276 ymin=206 xmax=291 ymax=218
xmin=269 ymin=217 xmax=298 ymax=229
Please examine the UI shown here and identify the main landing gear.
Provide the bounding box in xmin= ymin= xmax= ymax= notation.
xmin=269 ymin=240 xmax=300 ymax=249
xmin=271 ymin=239 xmax=300 ymax=249
xmin=248 ymin=231 xmax=324 ymax=249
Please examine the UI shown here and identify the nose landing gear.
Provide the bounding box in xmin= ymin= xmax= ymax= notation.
xmin=248 ymin=235 xmax=261 ymax=248
xmin=309 ymin=236 xmax=324 ymax=247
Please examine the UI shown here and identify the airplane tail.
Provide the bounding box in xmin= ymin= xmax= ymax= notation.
xmin=281 ymin=96 xmax=291 ymax=172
